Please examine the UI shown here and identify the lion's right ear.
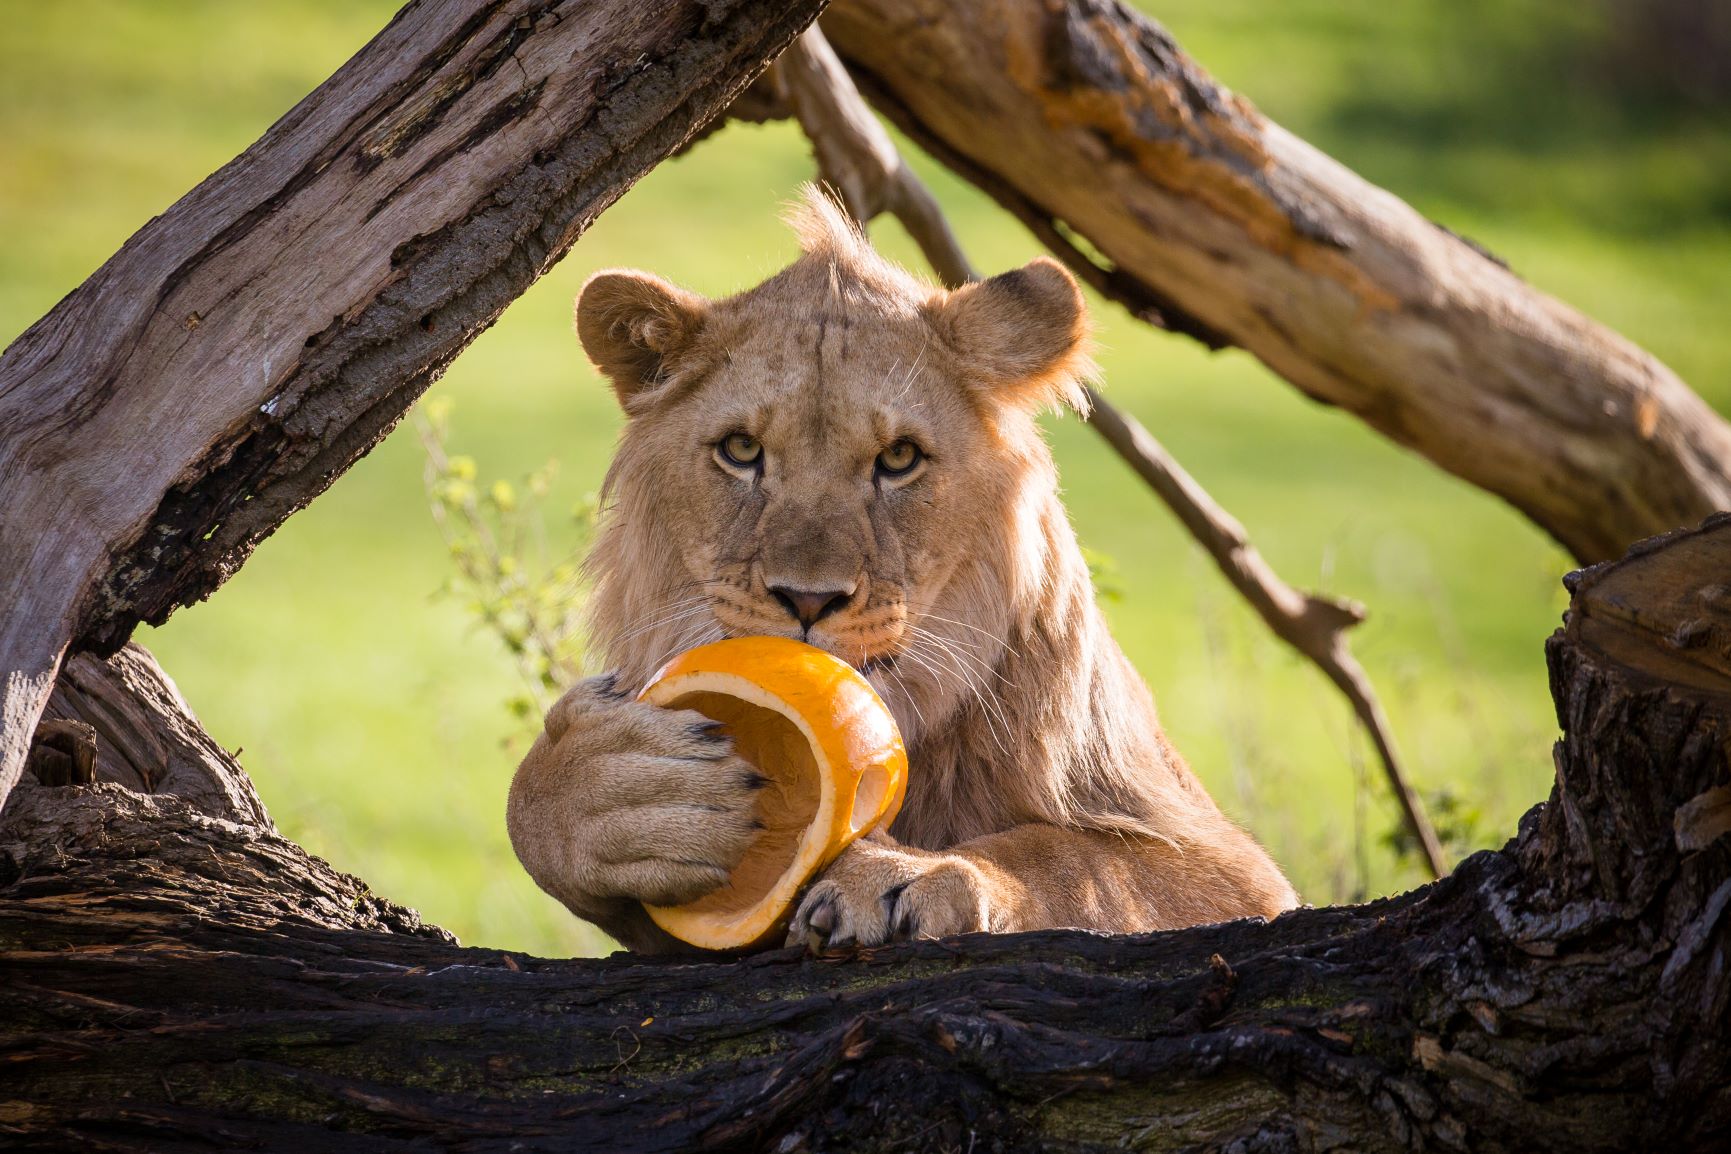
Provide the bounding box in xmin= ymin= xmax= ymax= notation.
xmin=576 ymin=270 xmax=710 ymax=410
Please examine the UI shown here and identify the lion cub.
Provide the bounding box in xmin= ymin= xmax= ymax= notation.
xmin=508 ymin=189 xmax=1298 ymax=952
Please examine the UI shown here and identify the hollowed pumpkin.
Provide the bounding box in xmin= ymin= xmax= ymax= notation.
xmin=638 ymin=636 xmax=907 ymax=950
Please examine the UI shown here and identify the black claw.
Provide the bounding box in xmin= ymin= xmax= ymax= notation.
xmin=594 ymin=671 xmax=626 ymax=699
xmin=884 ymin=882 xmax=916 ymax=941
xmin=741 ymin=770 xmax=771 ymax=790
xmin=750 ymin=818 xmax=767 ymax=832
xmin=806 ymin=895 xmax=837 ymax=935
xmin=689 ymin=721 xmax=735 ymax=761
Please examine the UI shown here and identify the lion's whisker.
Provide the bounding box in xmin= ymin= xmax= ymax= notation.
xmin=880 ymin=356 xmax=902 ymax=399
xmin=916 ymin=610 xmax=1021 ymax=660
xmin=908 ymin=630 xmax=1015 ymax=761
xmin=907 ymin=621 xmax=990 ymax=655
xmin=906 ymin=622 xmax=1017 ymax=691
xmin=899 ymin=634 xmax=1012 ymax=762
xmin=640 ymin=613 xmax=723 ymax=683
xmin=881 ymin=649 xmax=929 ymax=738
xmin=889 ymin=337 xmax=928 ymax=406
xmin=609 ymin=598 xmax=710 ymax=649
xmin=859 ymin=640 xmax=925 ymax=744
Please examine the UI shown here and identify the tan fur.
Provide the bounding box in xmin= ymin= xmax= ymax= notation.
xmin=507 ymin=187 xmax=1299 ymax=953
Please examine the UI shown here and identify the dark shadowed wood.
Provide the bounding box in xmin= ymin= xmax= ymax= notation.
xmin=3 ymin=519 xmax=1726 ymax=1151
xmin=20 ymin=721 xmax=94 ymax=789
xmin=1 ymin=5 xmax=1726 ymax=1145
xmin=0 ymin=0 xmax=830 ymax=812
xmin=821 ymin=0 xmax=1731 ymax=566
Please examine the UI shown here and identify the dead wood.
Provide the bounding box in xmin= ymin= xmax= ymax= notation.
xmin=0 ymin=0 xmax=831 ymax=812
xmin=36 ymin=643 xmax=271 ymax=827
xmin=821 ymin=0 xmax=1731 ymax=565
xmin=2 ymin=517 xmax=1728 ymax=1150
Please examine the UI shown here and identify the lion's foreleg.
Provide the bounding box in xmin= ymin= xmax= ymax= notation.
xmin=788 ymin=822 xmax=1298 ymax=947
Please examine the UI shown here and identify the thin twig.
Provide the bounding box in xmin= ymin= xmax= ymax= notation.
xmin=1084 ymin=397 xmax=1447 ymax=878
xmin=778 ymin=29 xmax=976 ymax=288
xmin=768 ymin=26 xmax=1447 ymax=879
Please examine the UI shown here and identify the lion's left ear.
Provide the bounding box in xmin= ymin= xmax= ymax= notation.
xmin=929 ymin=257 xmax=1091 ymax=413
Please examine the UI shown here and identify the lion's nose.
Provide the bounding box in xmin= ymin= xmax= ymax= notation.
xmin=768 ymin=584 xmax=855 ymax=629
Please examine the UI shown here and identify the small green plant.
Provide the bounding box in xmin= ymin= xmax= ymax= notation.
xmin=1381 ymin=786 xmax=1493 ymax=870
xmin=415 ymin=398 xmax=595 ymax=729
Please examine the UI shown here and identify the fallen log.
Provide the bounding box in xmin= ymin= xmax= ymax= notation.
xmin=2 ymin=517 xmax=1726 ymax=1151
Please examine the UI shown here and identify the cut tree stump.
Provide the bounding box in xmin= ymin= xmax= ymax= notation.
xmin=3 ymin=517 xmax=1727 ymax=1152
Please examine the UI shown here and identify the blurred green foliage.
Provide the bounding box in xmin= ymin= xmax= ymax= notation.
xmin=416 ymin=398 xmax=595 ymax=726
xmin=2 ymin=1 xmax=1727 ymax=957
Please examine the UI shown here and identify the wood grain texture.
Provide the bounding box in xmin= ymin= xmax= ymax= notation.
xmin=1 ymin=518 xmax=1727 ymax=1150
xmin=822 ymin=0 xmax=1731 ymax=565
xmin=39 ymin=643 xmax=271 ymax=827
xmin=0 ymin=0 xmax=830 ymax=811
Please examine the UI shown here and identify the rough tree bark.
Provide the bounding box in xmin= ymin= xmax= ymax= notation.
xmin=821 ymin=0 xmax=1731 ymax=566
xmin=3 ymin=517 xmax=1727 ymax=1151
xmin=6 ymin=0 xmax=1721 ymax=810
xmin=4 ymin=5 xmax=1726 ymax=1146
xmin=0 ymin=0 xmax=830 ymax=810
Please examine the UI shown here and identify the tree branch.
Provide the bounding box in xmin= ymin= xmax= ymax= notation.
xmin=779 ymin=28 xmax=976 ymax=288
xmin=1084 ymin=395 xmax=1448 ymax=877
xmin=822 ymin=0 xmax=1731 ymax=565
xmin=0 ymin=0 xmax=833 ymax=811
xmin=772 ymin=25 xmax=1446 ymax=877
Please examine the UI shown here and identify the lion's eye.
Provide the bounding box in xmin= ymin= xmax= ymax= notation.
xmin=717 ymin=433 xmax=762 ymax=471
xmin=875 ymin=439 xmax=923 ymax=478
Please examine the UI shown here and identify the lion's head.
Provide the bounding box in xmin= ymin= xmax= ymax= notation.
xmin=579 ymin=189 xmax=1093 ymax=757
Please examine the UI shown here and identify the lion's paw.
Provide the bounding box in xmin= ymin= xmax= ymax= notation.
xmin=787 ymin=840 xmax=994 ymax=949
xmin=509 ymin=672 xmax=766 ymax=914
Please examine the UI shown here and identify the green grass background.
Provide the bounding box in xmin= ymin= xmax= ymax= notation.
xmin=4 ymin=1 xmax=1727 ymax=957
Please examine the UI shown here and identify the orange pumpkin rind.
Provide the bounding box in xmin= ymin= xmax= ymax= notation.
xmin=637 ymin=636 xmax=907 ymax=950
